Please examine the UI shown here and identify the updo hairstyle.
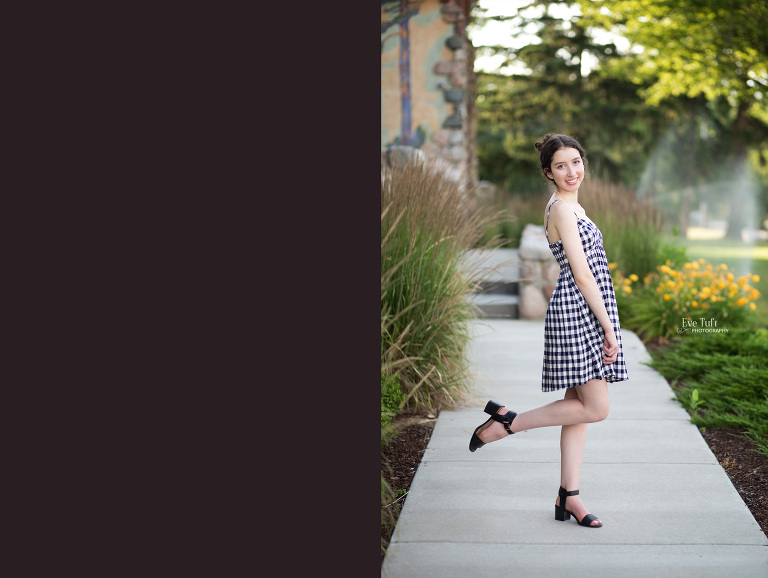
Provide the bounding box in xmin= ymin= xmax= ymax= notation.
xmin=534 ymin=133 xmax=588 ymax=183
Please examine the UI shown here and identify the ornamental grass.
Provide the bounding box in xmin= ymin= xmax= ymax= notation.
xmin=381 ymin=160 xmax=504 ymax=416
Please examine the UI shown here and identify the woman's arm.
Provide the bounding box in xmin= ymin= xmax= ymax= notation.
xmin=549 ymin=203 xmax=619 ymax=363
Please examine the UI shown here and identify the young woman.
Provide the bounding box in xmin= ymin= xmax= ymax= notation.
xmin=468 ymin=133 xmax=629 ymax=528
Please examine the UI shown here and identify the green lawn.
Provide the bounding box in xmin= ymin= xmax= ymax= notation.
xmin=667 ymin=236 xmax=768 ymax=327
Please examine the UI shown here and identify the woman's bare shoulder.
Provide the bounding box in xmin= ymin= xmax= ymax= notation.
xmin=547 ymin=200 xmax=576 ymax=223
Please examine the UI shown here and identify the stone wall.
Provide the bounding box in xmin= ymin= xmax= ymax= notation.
xmin=517 ymin=224 xmax=560 ymax=319
xmin=381 ymin=0 xmax=475 ymax=187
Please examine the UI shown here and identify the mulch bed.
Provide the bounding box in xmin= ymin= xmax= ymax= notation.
xmin=381 ymin=418 xmax=435 ymax=565
xmin=700 ymin=428 xmax=768 ymax=535
xmin=381 ymin=420 xmax=435 ymax=498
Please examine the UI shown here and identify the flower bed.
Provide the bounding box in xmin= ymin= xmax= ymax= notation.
xmin=611 ymin=258 xmax=761 ymax=341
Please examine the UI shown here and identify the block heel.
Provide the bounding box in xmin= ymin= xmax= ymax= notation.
xmin=554 ymin=502 xmax=571 ymax=521
xmin=468 ymin=400 xmax=517 ymax=452
xmin=554 ymin=487 xmax=602 ymax=528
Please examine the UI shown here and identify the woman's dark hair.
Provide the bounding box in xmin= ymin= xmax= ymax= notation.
xmin=534 ymin=133 xmax=588 ymax=183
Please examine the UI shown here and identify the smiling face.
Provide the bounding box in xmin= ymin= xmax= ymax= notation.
xmin=545 ymin=147 xmax=585 ymax=194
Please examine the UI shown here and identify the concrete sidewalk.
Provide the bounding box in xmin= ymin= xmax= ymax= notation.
xmin=381 ymin=319 xmax=768 ymax=577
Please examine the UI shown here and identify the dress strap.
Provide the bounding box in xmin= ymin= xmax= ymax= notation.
xmin=546 ymin=199 xmax=581 ymax=242
xmin=545 ymin=199 xmax=560 ymax=241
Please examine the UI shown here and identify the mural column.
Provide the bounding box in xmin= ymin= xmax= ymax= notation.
xmin=398 ymin=0 xmax=412 ymax=146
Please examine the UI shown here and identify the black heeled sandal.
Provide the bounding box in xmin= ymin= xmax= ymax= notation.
xmin=554 ymin=487 xmax=602 ymax=528
xmin=468 ymin=400 xmax=517 ymax=452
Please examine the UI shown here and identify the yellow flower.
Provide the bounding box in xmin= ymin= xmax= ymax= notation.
xmin=623 ymin=286 xmax=632 ymax=294
xmin=720 ymin=264 xmax=728 ymax=270
xmin=749 ymin=303 xmax=756 ymax=310
xmin=736 ymin=297 xmax=748 ymax=307
xmin=629 ymin=274 xmax=639 ymax=282
xmin=608 ymin=262 xmax=618 ymax=271
xmin=753 ymin=274 xmax=761 ymax=283
xmin=663 ymin=294 xmax=671 ymax=301
xmin=660 ymin=265 xmax=672 ymax=275
xmin=691 ymin=300 xmax=698 ymax=308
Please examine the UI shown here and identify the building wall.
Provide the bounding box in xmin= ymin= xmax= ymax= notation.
xmin=381 ymin=0 xmax=476 ymax=187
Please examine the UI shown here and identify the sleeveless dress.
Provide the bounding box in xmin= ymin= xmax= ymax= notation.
xmin=542 ymin=200 xmax=629 ymax=392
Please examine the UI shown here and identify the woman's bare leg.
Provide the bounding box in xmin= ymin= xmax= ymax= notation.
xmin=557 ymin=386 xmax=600 ymax=525
xmin=477 ymin=378 xmax=610 ymax=443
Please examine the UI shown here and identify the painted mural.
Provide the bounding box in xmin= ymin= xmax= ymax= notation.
xmin=381 ymin=0 xmax=474 ymax=185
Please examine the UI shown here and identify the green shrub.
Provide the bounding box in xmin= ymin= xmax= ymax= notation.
xmin=656 ymin=239 xmax=689 ymax=270
xmin=476 ymin=189 xmax=543 ymax=248
xmin=381 ymin=373 xmax=405 ymax=432
xmin=648 ymin=328 xmax=768 ymax=457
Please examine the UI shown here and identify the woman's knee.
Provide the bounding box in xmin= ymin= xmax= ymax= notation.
xmin=588 ymin=398 xmax=610 ymax=422
xmin=579 ymin=380 xmax=610 ymax=422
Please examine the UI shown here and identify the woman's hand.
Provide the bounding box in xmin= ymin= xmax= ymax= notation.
xmin=602 ymin=330 xmax=619 ymax=364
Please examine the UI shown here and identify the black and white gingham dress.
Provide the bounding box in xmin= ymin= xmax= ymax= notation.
xmin=542 ymin=200 xmax=629 ymax=392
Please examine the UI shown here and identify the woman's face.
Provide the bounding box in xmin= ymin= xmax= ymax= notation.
xmin=546 ymin=147 xmax=585 ymax=194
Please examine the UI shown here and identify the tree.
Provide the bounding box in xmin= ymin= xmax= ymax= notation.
xmin=471 ymin=0 xmax=666 ymax=192
xmin=577 ymin=0 xmax=768 ymax=237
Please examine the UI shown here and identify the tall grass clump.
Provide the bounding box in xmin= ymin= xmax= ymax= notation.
xmin=381 ymin=160 xmax=503 ymax=416
xmin=477 ymin=188 xmax=544 ymax=248
xmin=586 ymin=177 xmax=665 ymax=280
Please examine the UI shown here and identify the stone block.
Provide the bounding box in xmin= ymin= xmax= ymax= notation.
xmin=446 ymin=145 xmax=465 ymax=162
xmin=433 ymin=60 xmax=456 ymax=75
xmin=543 ymin=283 xmax=556 ymax=300
xmin=386 ymin=146 xmax=427 ymax=169
xmin=543 ymin=261 xmax=560 ymax=283
xmin=519 ymin=224 xmax=555 ymax=261
xmin=420 ymin=142 xmax=442 ymax=158
xmin=519 ymin=237 xmax=550 ymax=261
xmin=432 ymin=129 xmax=451 ymax=146
xmin=440 ymin=3 xmax=464 ymax=22
xmin=449 ymin=68 xmax=467 ymax=87
xmin=520 ymin=260 xmax=541 ymax=281
xmin=519 ymin=284 xmax=548 ymax=319
xmin=448 ymin=130 xmax=463 ymax=145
